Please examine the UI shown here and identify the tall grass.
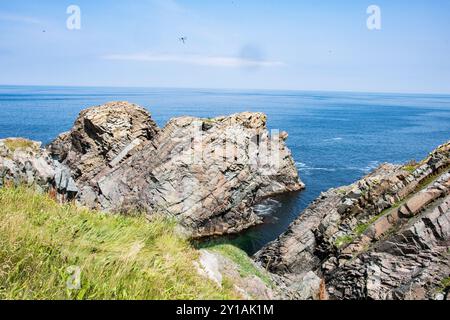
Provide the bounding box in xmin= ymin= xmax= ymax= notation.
xmin=0 ymin=187 xmax=238 ymax=300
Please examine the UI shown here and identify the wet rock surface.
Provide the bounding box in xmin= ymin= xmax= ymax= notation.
xmin=255 ymin=141 xmax=450 ymax=300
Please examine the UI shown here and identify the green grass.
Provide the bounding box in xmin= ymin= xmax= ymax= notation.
xmin=415 ymin=164 xmax=450 ymax=192
xmin=334 ymin=235 xmax=354 ymax=249
xmin=403 ymin=165 xmax=418 ymax=173
xmin=3 ymin=138 xmax=37 ymax=152
xmin=354 ymin=202 xmax=401 ymax=237
xmin=198 ymin=242 xmax=272 ymax=287
xmin=335 ymin=201 xmax=403 ymax=249
xmin=441 ymin=277 xmax=450 ymax=289
xmin=437 ymin=277 xmax=450 ymax=294
xmin=0 ymin=187 xmax=239 ymax=300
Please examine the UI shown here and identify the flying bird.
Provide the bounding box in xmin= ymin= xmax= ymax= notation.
xmin=179 ymin=36 xmax=187 ymax=44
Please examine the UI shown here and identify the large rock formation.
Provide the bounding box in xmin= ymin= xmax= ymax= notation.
xmin=45 ymin=102 xmax=303 ymax=237
xmin=51 ymin=105 xmax=303 ymax=237
xmin=255 ymin=141 xmax=450 ymax=300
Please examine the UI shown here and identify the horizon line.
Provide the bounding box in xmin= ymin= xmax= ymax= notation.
xmin=1 ymin=83 xmax=450 ymax=97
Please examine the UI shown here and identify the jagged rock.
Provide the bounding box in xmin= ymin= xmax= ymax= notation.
xmin=49 ymin=102 xmax=303 ymax=238
xmin=255 ymin=141 xmax=450 ymax=300
xmin=1 ymin=138 xmax=53 ymax=190
xmin=49 ymin=101 xmax=159 ymax=184
xmin=0 ymin=138 xmax=77 ymax=196
xmin=293 ymin=271 xmax=322 ymax=300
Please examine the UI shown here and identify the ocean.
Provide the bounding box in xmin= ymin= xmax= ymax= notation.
xmin=1 ymin=85 xmax=449 ymax=254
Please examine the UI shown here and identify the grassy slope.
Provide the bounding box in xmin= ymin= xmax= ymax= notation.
xmin=199 ymin=243 xmax=273 ymax=287
xmin=0 ymin=187 xmax=240 ymax=300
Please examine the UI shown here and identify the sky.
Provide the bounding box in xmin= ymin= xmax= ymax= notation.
xmin=0 ymin=0 xmax=449 ymax=93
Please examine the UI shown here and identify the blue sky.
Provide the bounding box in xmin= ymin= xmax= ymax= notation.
xmin=0 ymin=0 xmax=449 ymax=93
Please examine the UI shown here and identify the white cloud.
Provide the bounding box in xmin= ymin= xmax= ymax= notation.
xmin=0 ymin=13 xmax=42 ymax=25
xmin=102 ymin=53 xmax=285 ymax=68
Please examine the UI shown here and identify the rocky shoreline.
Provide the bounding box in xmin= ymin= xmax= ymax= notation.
xmin=1 ymin=101 xmax=449 ymax=300
xmin=255 ymin=141 xmax=450 ymax=300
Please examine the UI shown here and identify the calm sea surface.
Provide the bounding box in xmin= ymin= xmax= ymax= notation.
xmin=1 ymin=85 xmax=450 ymax=254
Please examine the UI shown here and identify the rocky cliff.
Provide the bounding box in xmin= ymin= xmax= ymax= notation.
xmin=1 ymin=102 xmax=303 ymax=238
xmin=255 ymin=141 xmax=450 ymax=300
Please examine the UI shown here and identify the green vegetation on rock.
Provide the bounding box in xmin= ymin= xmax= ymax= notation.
xmin=334 ymin=235 xmax=354 ymax=248
xmin=3 ymin=138 xmax=37 ymax=152
xmin=199 ymin=242 xmax=272 ymax=287
xmin=0 ymin=187 xmax=238 ymax=300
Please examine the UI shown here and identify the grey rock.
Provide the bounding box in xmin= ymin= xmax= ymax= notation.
xmin=1 ymin=139 xmax=53 ymax=188
xmin=48 ymin=101 xmax=159 ymax=185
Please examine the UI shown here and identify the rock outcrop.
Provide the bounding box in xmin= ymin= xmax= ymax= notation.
xmin=58 ymin=106 xmax=303 ymax=237
xmin=255 ymin=141 xmax=450 ymax=300
xmin=49 ymin=101 xmax=159 ymax=184
xmin=2 ymin=102 xmax=303 ymax=238
xmin=0 ymin=138 xmax=77 ymax=198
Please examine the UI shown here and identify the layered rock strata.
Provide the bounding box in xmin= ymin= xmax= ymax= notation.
xmin=56 ymin=107 xmax=303 ymax=237
xmin=255 ymin=141 xmax=450 ymax=300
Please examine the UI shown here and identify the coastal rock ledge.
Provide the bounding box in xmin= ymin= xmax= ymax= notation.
xmin=0 ymin=101 xmax=304 ymax=238
xmin=255 ymin=141 xmax=450 ymax=300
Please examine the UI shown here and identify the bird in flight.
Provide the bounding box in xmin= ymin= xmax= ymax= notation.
xmin=179 ymin=36 xmax=187 ymax=44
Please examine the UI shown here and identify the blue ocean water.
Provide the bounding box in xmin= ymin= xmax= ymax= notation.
xmin=1 ymin=85 xmax=450 ymax=254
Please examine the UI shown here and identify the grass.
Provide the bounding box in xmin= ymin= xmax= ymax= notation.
xmin=334 ymin=235 xmax=355 ymax=249
xmin=403 ymin=165 xmax=418 ymax=173
xmin=441 ymin=277 xmax=450 ymax=289
xmin=198 ymin=242 xmax=272 ymax=287
xmin=3 ymin=138 xmax=37 ymax=152
xmin=437 ymin=277 xmax=450 ymax=294
xmin=415 ymin=163 xmax=450 ymax=192
xmin=335 ymin=201 xmax=403 ymax=249
xmin=0 ymin=187 xmax=239 ymax=300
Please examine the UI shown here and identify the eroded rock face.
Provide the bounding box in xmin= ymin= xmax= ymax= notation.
xmin=49 ymin=101 xmax=159 ymax=185
xmin=74 ymin=110 xmax=304 ymax=237
xmin=255 ymin=141 xmax=450 ymax=300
